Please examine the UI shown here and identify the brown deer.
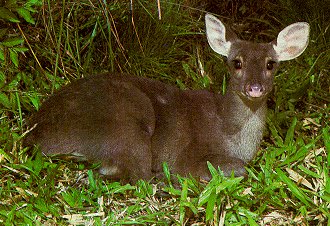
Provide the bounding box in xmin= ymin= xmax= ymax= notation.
xmin=25 ymin=14 xmax=310 ymax=182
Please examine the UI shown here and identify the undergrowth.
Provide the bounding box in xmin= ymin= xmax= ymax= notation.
xmin=0 ymin=0 xmax=329 ymax=225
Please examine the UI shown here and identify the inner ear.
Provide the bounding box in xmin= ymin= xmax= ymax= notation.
xmin=205 ymin=14 xmax=238 ymax=57
xmin=273 ymin=22 xmax=310 ymax=61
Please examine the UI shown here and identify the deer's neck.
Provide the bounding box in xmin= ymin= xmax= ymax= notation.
xmin=218 ymin=90 xmax=267 ymax=161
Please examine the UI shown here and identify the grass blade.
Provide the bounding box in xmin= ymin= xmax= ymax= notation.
xmin=276 ymin=168 xmax=313 ymax=206
xmin=205 ymin=189 xmax=216 ymax=223
xmin=284 ymin=117 xmax=297 ymax=146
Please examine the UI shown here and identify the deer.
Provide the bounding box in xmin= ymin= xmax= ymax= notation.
xmin=25 ymin=14 xmax=310 ymax=182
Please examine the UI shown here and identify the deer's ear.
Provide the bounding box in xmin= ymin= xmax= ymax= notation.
xmin=273 ymin=22 xmax=310 ymax=61
xmin=205 ymin=14 xmax=233 ymax=57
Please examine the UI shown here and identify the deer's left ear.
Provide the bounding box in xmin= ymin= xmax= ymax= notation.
xmin=273 ymin=22 xmax=310 ymax=61
xmin=205 ymin=14 xmax=233 ymax=57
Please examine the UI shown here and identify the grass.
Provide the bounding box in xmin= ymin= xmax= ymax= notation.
xmin=0 ymin=0 xmax=329 ymax=225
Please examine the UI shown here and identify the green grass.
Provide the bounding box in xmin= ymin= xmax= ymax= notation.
xmin=0 ymin=0 xmax=329 ymax=225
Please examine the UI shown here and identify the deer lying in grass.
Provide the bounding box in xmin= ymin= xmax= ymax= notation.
xmin=25 ymin=14 xmax=309 ymax=182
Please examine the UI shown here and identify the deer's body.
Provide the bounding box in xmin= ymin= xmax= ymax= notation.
xmin=25 ymin=14 xmax=310 ymax=182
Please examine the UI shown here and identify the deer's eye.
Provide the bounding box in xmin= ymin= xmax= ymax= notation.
xmin=233 ymin=59 xmax=242 ymax=69
xmin=266 ymin=60 xmax=276 ymax=70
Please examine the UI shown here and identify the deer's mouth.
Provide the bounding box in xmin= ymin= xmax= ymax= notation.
xmin=244 ymin=83 xmax=267 ymax=99
xmin=235 ymin=84 xmax=268 ymax=102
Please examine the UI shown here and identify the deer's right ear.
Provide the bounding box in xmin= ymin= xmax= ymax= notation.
xmin=205 ymin=14 xmax=231 ymax=57
xmin=273 ymin=22 xmax=310 ymax=61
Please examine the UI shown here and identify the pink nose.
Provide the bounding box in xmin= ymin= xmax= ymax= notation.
xmin=246 ymin=84 xmax=264 ymax=98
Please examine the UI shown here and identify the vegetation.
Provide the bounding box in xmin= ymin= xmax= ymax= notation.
xmin=0 ymin=0 xmax=329 ymax=225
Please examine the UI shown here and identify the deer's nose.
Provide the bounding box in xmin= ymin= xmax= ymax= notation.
xmin=246 ymin=83 xmax=264 ymax=98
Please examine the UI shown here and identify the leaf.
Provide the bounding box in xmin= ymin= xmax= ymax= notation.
xmin=0 ymin=7 xmax=20 ymax=22
xmin=267 ymin=117 xmax=284 ymax=146
xmin=222 ymin=75 xmax=227 ymax=95
xmin=198 ymin=185 xmax=214 ymax=206
xmin=276 ymin=168 xmax=313 ymax=206
xmin=8 ymin=73 xmax=21 ymax=89
xmin=323 ymin=128 xmax=330 ymax=196
xmin=0 ymin=71 xmax=5 ymax=84
xmin=0 ymin=92 xmax=11 ymax=109
xmin=284 ymin=117 xmax=297 ymax=146
xmin=162 ymin=162 xmax=171 ymax=183
xmin=26 ymin=0 xmax=43 ymax=7
xmin=87 ymin=170 xmax=96 ymax=191
xmin=215 ymin=177 xmax=243 ymax=193
xmin=280 ymin=144 xmax=311 ymax=166
xmin=0 ymin=48 xmax=4 ymax=61
xmin=176 ymin=78 xmax=186 ymax=90
xmin=9 ymin=49 xmax=19 ymax=67
xmin=28 ymin=93 xmax=40 ymax=110
xmin=297 ymin=165 xmax=321 ymax=179
xmin=13 ymin=47 xmax=29 ymax=52
xmin=61 ymin=190 xmax=78 ymax=207
xmin=205 ymin=189 xmax=216 ymax=222
xmin=323 ymin=127 xmax=330 ymax=152
xmin=207 ymin=161 xmax=218 ymax=178
xmin=320 ymin=193 xmax=330 ymax=203
xmin=179 ymin=180 xmax=188 ymax=224
xmin=16 ymin=7 xmax=35 ymax=24
xmin=243 ymin=208 xmax=259 ymax=226
xmin=109 ymin=183 xmax=135 ymax=194
xmin=182 ymin=63 xmax=197 ymax=81
xmin=1 ymin=38 xmax=24 ymax=47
